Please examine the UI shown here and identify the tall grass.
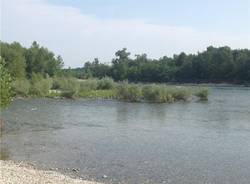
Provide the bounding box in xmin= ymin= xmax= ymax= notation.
xmin=116 ymin=82 xmax=142 ymax=102
xmin=141 ymin=85 xmax=191 ymax=103
xmin=142 ymin=85 xmax=170 ymax=103
xmin=169 ymin=87 xmax=192 ymax=101
xmin=194 ymin=88 xmax=209 ymax=101
xmin=78 ymin=90 xmax=116 ymax=99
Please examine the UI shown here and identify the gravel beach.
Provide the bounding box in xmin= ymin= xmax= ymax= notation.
xmin=0 ymin=160 xmax=102 ymax=184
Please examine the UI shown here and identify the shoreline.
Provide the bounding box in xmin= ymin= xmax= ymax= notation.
xmin=0 ymin=160 xmax=103 ymax=184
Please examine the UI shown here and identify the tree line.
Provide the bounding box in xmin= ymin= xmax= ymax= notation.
xmin=1 ymin=41 xmax=250 ymax=83
xmin=83 ymin=47 xmax=250 ymax=83
xmin=0 ymin=41 xmax=63 ymax=79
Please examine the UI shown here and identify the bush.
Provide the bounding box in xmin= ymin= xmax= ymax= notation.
xmin=29 ymin=74 xmax=53 ymax=96
xmin=142 ymin=85 xmax=165 ymax=103
xmin=195 ymin=88 xmax=209 ymax=101
xmin=79 ymin=79 xmax=98 ymax=92
xmin=142 ymin=85 xmax=176 ymax=103
xmin=170 ymin=87 xmax=191 ymax=101
xmin=12 ymin=79 xmax=30 ymax=96
xmin=97 ymin=77 xmax=115 ymax=90
xmin=117 ymin=82 xmax=142 ymax=102
xmin=52 ymin=77 xmax=79 ymax=92
xmin=78 ymin=90 xmax=116 ymax=99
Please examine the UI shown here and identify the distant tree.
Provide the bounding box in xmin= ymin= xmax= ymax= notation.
xmin=111 ymin=48 xmax=131 ymax=81
xmin=82 ymin=58 xmax=111 ymax=79
xmin=25 ymin=41 xmax=63 ymax=77
xmin=1 ymin=40 xmax=250 ymax=84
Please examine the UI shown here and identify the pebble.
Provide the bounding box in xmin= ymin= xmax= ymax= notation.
xmin=72 ymin=168 xmax=79 ymax=172
xmin=102 ymin=175 xmax=108 ymax=179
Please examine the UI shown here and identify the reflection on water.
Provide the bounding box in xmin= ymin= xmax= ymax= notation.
xmin=1 ymin=86 xmax=250 ymax=184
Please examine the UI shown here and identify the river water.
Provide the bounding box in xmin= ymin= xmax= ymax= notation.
xmin=1 ymin=86 xmax=250 ymax=184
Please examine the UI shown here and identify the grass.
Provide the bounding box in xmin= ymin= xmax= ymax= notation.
xmin=78 ymin=89 xmax=116 ymax=99
xmin=194 ymin=88 xmax=209 ymax=101
xmin=117 ymin=83 xmax=142 ymax=102
xmin=11 ymin=76 xmax=210 ymax=102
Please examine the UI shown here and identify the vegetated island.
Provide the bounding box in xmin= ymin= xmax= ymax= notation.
xmin=1 ymin=40 xmax=250 ymax=106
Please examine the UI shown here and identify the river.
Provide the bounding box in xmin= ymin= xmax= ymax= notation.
xmin=1 ymin=86 xmax=250 ymax=184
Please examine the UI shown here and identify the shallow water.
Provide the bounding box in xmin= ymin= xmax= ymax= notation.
xmin=1 ymin=87 xmax=250 ymax=184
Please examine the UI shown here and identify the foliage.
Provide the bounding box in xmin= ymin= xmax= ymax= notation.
xmin=78 ymin=90 xmax=116 ymax=99
xmin=79 ymin=79 xmax=98 ymax=92
xmin=97 ymin=77 xmax=115 ymax=90
xmin=141 ymin=85 xmax=191 ymax=102
xmin=169 ymin=87 xmax=192 ymax=101
xmin=83 ymin=58 xmax=111 ymax=79
xmin=79 ymin=47 xmax=250 ymax=84
xmin=52 ymin=77 xmax=79 ymax=91
xmin=195 ymin=88 xmax=209 ymax=101
xmin=0 ymin=41 xmax=63 ymax=79
xmin=12 ymin=79 xmax=30 ymax=96
xmin=117 ymin=82 xmax=142 ymax=102
xmin=2 ymin=41 xmax=250 ymax=84
xmin=142 ymin=85 xmax=172 ymax=103
xmin=29 ymin=73 xmax=53 ymax=96
xmin=52 ymin=77 xmax=79 ymax=98
xmin=0 ymin=58 xmax=12 ymax=107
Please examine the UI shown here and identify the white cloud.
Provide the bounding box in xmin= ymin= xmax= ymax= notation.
xmin=2 ymin=0 xmax=250 ymax=67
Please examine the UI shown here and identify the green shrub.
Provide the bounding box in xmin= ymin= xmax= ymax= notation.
xmin=142 ymin=85 xmax=175 ymax=103
xmin=12 ymin=79 xmax=30 ymax=96
xmin=79 ymin=79 xmax=98 ymax=92
xmin=142 ymin=85 xmax=163 ymax=102
xmin=170 ymin=87 xmax=191 ymax=101
xmin=52 ymin=77 xmax=79 ymax=92
xmin=51 ymin=77 xmax=61 ymax=89
xmin=195 ymin=88 xmax=209 ymax=101
xmin=117 ymin=83 xmax=142 ymax=102
xmin=29 ymin=75 xmax=53 ymax=96
xmin=78 ymin=89 xmax=116 ymax=99
xmin=97 ymin=77 xmax=115 ymax=90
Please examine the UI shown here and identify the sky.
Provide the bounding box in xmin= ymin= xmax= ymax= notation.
xmin=1 ymin=0 xmax=250 ymax=68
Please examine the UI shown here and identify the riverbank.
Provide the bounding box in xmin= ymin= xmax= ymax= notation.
xmin=0 ymin=160 xmax=103 ymax=184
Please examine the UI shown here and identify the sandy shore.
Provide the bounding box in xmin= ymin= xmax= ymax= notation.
xmin=0 ymin=160 xmax=102 ymax=184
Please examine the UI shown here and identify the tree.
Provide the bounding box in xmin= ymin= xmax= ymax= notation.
xmin=25 ymin=41 xmax=63 ymax=77
xmin=0 ymin=41 xmax=27 ymax=79
xmin=9 ymin=55 xmax=26 ymax=79
xmin=0 ymin=58 xmax=12 ymax=107
xmin=111 ymin=48 xmax=131 ymax=81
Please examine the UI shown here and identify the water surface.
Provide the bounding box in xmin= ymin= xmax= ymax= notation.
xmin=1 ymin=87 xmax=250 ymax=184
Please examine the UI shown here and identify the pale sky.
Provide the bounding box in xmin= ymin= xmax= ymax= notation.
xmin=1 ymin=0 xmax=250 ymax=67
